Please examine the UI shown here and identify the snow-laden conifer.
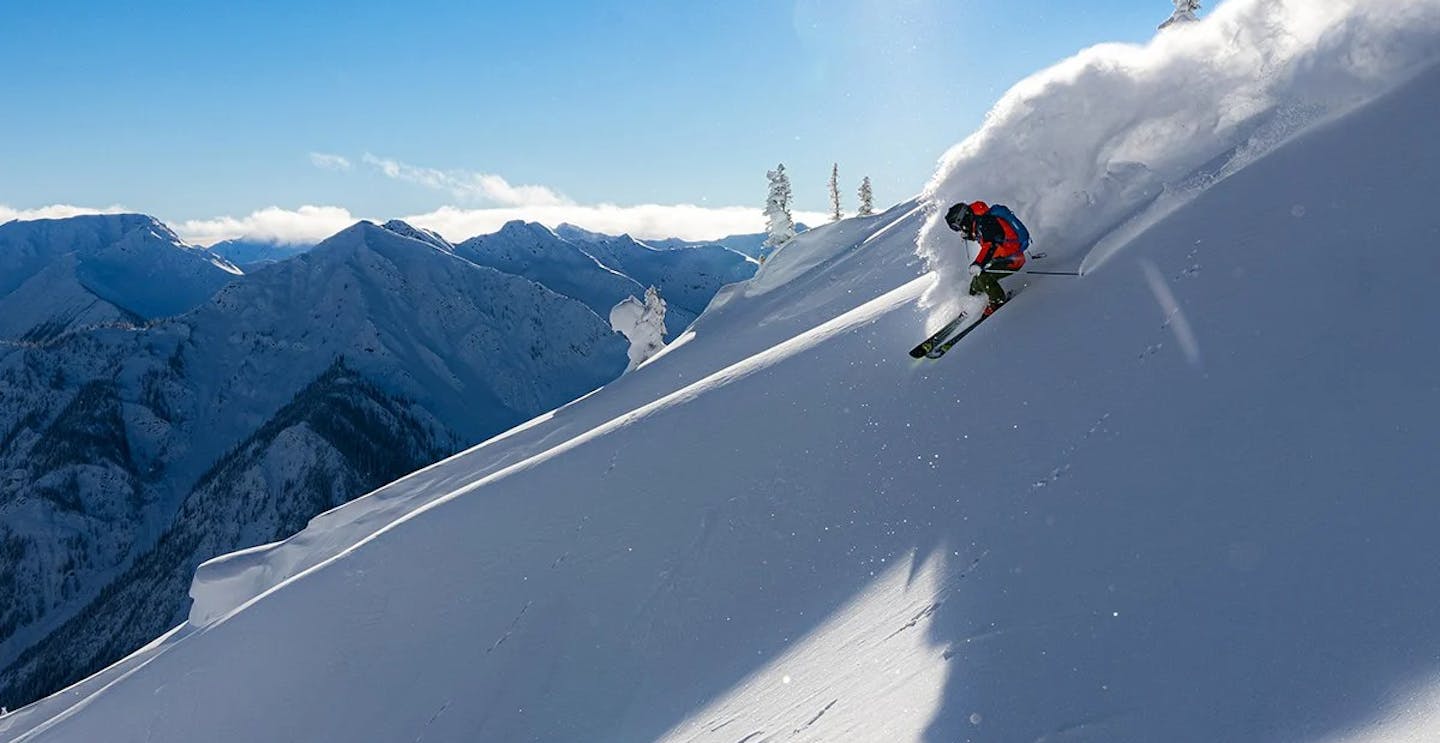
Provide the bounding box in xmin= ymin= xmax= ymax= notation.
xmin=763 ymin=164 xmax=796 ymax=256
xmin=609 ymin=286 xmax=667 ymax=370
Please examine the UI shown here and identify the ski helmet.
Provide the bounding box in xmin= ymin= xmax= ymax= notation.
xmin=945 ymin=202 xmax=975 ymax=237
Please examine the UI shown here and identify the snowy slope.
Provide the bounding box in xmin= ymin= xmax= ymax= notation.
xmin=9 ymin=5 xmax=1440 ymax=743
xmin=0 ymin=215 xmax=238 ymax=339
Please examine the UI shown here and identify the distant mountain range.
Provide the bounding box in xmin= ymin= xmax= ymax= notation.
xmin=0 ymin=215 xmax=239 ymax=341
xmin=0 ymin=212 xmax=755 ymax=710
xmin=205 ymin=238 xmax=311 ymax=272
xmin=634 ymin=222 xmax=809 ymax=259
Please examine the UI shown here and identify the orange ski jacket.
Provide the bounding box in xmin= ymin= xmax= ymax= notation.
xmin=968 ymin=201 xmax=1027 ymax=271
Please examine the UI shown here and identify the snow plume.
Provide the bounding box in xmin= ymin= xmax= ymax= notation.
xmin=916 ymin=0 xmax=1440 ymax=308
xmin=175 ymin=205 xmax=360 ymax=246
xmin=0 ymin=203 xmax=128 ymax=224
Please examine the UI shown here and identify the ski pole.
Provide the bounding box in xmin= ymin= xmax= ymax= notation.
xmin=990 ymin=269 xmax=1082 ymax=277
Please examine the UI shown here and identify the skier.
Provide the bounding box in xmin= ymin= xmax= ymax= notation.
xmin=945 ymin=201 xmax=1029 ymax=316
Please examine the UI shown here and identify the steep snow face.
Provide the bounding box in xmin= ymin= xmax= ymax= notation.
xmin=916 ymin=0 xmax=1440 ymax=306
xmin=0 ymin=215 xmax=238 ymax=338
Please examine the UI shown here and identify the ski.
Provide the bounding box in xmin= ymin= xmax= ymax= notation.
xmin=911 ymin=288 xmax=1019 ymax=359
xmin=925 ymin=310 xmax=995 ymax=358
xmin=908 ymin=312 xmax=973 ymax=358
xmin=922 ymin=291 xmax=1017 ymax=359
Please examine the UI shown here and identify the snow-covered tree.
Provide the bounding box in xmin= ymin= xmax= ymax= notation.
xmin=609 ymin=286 xmax=667 ymax=371
xmin=857 ymin=176 xmax=874 ymax=217
xmin=829 ymin=163 xmax=843 ymax=222
xmin=763 ymin=164 xmax=796 ymax=254
xmin=1159 ymin=0 xmax=1200 ymax=29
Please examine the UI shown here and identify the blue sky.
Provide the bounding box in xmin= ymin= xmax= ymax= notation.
xmin=0 ymin=0 xmax=1172 ymax=242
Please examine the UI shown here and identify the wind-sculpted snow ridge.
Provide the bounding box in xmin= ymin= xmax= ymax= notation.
xmin=916 ymin=0 xmax=1440 ymax=309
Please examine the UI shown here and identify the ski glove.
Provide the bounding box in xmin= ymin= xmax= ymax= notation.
xmin=968 ymin=264 xmax=982 ymax=277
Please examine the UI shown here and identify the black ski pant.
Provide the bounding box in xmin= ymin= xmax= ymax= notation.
xmin=968 ymin=270 xmax=1008 ymax=306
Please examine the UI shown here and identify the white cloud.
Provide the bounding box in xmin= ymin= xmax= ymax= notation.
xmin=0 ymin=203 xmax=129 ymax=223
xmin=308 ymin=152 xmax=353 ymax=171
xmin=403 ymin=204 xmax=833 ymax=242
xmin=6 ymin=201 xmax=832 ymax=246
xmin=361 ymin=154 xmax=571 ymax=207
xmin=173 ymin=205 xmax=361 ymax=246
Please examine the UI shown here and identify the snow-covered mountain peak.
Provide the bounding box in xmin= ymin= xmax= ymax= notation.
xmin=193 ymin=217 xmax=627 ymax=443
xmin=379 ymin=219 xmax=454 ymax=252
xmin=0 ymin=213 xmax=239 ymax=338
xmin=2 ymin=212 xmax=167 ymax=244
xmin=295 ymin=220 xmax=438 ymax=264
xmin=492 ymin=219 xmax=562 ymax=242
xmin=553 ymin=222 xmax=611 ymax=244
xmin=456 ymin=219 xmax=756 ymax=340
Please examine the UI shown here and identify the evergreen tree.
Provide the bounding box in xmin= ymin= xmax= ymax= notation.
xmin=1159 ymin=0 xmax=1200 ymax=29
xmin=829 ymin=163 xmax=843 ymax=222
xmin=857 ymin=177 xmax=874 ymax=217
xmin=763 ymin=164 xmax=796 ymax=253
